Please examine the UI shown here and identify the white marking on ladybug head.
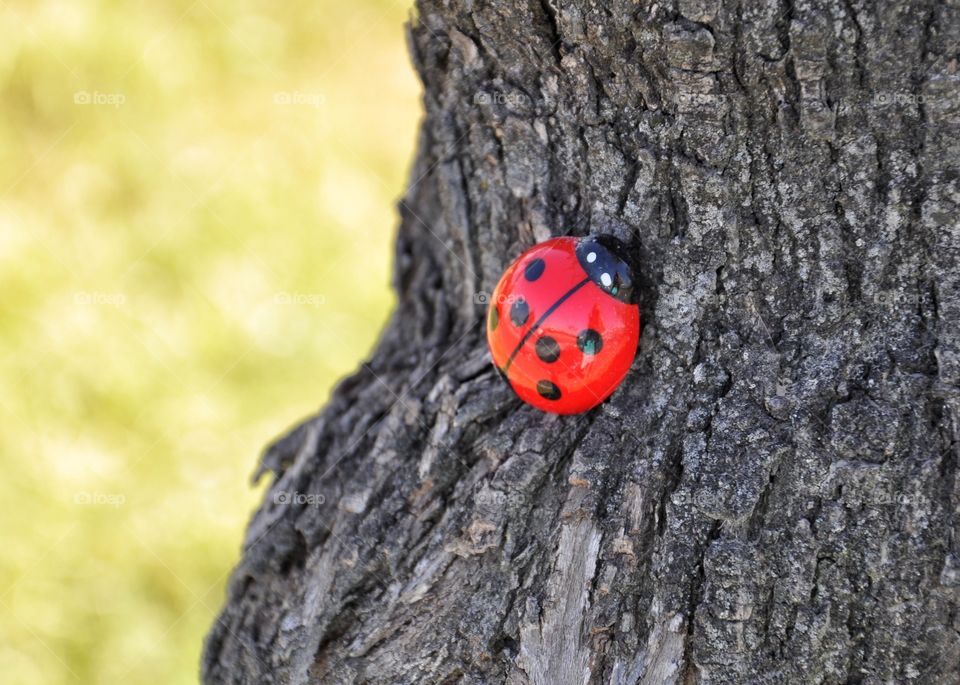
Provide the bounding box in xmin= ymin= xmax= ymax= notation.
xmin=600 ymin=272 xmax=612 ymax=287
xmin=587 ymin=251 xmax=597 ymax=263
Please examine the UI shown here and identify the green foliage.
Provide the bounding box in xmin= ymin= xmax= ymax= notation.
xmin=0 ymin=0 xmax=418 ymax=682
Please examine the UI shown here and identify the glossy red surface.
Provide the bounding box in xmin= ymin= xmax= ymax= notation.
xmin=486 ymin=236 xmax=640 ymax=414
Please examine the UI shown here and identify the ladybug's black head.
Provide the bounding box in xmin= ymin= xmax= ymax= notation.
xmin=575 ymin=235 xmax=637 ymax=304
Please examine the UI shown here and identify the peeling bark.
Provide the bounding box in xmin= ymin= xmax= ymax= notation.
xmin=203 ymin=0 xmax=960 ymax=683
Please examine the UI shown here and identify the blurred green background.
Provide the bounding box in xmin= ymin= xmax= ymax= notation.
xmin=0 ymin=0 xmax=420 ymax=682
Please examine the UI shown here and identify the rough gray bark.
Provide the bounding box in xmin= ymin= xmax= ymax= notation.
xmin=203 ymin=0 xmax=960 ymax=682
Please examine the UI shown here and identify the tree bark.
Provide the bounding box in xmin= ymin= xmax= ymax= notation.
xmin=202 ymin=0 xmax=960 ymax=682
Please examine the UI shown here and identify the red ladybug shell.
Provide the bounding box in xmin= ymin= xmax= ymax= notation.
xmin=486 ymin=236 xmax=640 ymax=414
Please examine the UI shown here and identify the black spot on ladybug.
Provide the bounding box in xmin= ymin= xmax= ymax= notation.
xmin=535 ymin=335 xmax=560 ymax=363
xmin=524 ymin=258 xmax=546 ymax=281
xmin=536 ymin=379 xmax=562 ymax=400
xmin=488 ymin=304 xmax=499 ymax=331
xmin=577 ymin=329 xmax=603 ymax=355
xmin=510 ymin=298 xmax=530 ymax=326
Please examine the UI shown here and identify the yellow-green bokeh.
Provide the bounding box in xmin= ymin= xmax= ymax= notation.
xmin=0 ymin=0 xmax=420 ymax=682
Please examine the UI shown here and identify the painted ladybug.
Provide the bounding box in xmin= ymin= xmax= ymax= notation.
xmin=486 ymin=235 xmax=640 ymax=414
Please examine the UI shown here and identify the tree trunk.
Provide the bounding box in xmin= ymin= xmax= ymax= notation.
xmin=202 ymin=0 xmax=960 ymax=682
